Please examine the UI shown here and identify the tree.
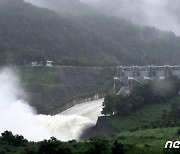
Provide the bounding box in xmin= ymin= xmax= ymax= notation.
xmin=88 ymin=137 xmax=111 ymax=154
xmin=1 ymin=131 xmax=27 ymax=147
xmin=112 ymin=140 xmax=124 ymax=154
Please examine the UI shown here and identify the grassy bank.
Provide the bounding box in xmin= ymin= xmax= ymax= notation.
xmin=17 ymin=66 xmax=115 ymax=113
xmin=107 ymin=102 xmax=171 ymax=132
xmin=113 ymin=127 xmax=179 ymax=154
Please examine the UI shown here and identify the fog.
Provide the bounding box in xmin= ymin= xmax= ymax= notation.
xmin=82 ymin=0 xmax=180 ymax=35
xmin=24 ymin=0 xmax=180 ymax=35
xmin=23 ymin=0 xmax=94 ymax=16
xmin=0 ymin=68 xmax=102 ymax=141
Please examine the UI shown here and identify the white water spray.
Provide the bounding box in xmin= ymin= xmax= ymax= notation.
xmin=0 ymin=68 xmax=103 ymax=141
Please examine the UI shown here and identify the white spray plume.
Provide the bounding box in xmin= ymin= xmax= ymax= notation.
xmin=0 ymin=67 xmax=103 ymax=141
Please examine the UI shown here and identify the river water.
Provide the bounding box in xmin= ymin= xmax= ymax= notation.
xmin=38 ymin=99 xmax=103 ymax=141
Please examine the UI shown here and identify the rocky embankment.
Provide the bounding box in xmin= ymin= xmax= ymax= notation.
xmin=80 ymin=116 xmax=118 ymax=140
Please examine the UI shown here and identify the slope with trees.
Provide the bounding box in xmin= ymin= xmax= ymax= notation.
xmin=0 ymin=0 xmax=180 ymax=66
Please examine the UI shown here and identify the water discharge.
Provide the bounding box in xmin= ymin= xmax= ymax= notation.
xmin=0 ymin=67 xmax=103 ymax=141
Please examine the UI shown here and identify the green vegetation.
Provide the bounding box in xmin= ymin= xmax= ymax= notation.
xmin=1 ymin=129 xmax=180 ymax=154
xmin=103 ymin=77 xmax=180 ymax=116
xmin=19 ymin=67 xmax=61 ymax=92
xmin=1 ymin=75 xmax=180 ymax=153
xmin=1 ymin=0 xmax=180 ymax=66
xmin=96 ymin=77 xmax=180 ymax=153
xmin=0 ymin=131 xmax=125 ymax=154
xmin=107 ymin=102 xmax=171 ymax=132
xmin=113 ymin=127 xmax=180 ymax=154
xmin=102 ymin=78 xmax=180 ymax=131
xmin=1 ymin=1 xmax=180 ymax=153
xmin=18 ymin=66 xmax=115 ymax=113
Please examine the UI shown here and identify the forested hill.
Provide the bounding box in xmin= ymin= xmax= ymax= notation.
xmin=0 ymin=0 xmax=180 ymax=66
xmin=0 ymin=0 xmax=116 ymax=66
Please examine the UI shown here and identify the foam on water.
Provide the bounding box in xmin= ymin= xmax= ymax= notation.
xmin=0 ymin=68 xmax=103 ymax=141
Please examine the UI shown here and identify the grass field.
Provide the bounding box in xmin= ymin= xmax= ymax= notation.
xmin=112 ymin=127 xmax=180 ymax=154
xmin=107 ymin=102 xmax=171 ymax=132
xmin=19 ymin=67 xmax=59 ymax=85
xmin=103 ymin=98 xmax=180 ymax=153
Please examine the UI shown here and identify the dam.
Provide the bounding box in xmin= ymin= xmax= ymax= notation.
xmin=114 ymin=65 xmax=180 ymax=93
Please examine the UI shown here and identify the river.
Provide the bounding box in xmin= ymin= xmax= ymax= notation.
xmin=38 ymin=99 xmax=104 ymax=141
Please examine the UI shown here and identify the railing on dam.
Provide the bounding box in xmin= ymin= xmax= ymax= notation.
xmin=114 ymin=65 xmax=180 ymax=93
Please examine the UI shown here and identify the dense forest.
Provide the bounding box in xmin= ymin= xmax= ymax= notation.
xmin=1 ymin=0 xmax=180 ymax=66
xmin=1 ymin=128 xmax=180 ymax=154
xmin=0 ymin=131 xmax=125 ymax=154
xmin=1 ymin=130 xmax=180 ymax=154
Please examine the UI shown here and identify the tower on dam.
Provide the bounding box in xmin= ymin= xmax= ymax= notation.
xmin=114 ymin=65 xmax=180 ymax=94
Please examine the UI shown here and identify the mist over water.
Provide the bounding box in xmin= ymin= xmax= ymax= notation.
xmin=0 ymin=68 xmax=103 ymax=141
